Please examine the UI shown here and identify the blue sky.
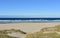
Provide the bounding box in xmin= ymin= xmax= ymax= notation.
xmin=0 ymin=0 xmax=60 ymax=18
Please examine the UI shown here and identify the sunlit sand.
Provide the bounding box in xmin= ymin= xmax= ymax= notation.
xmin=0 ymin=22 xmax=60 ymax=33
xmin=0 ymin=22 xmax=60 ymax=38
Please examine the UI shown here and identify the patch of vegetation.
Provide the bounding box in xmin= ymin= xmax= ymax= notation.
xmin=25 ymin=25 xmax=60 ymax=38
xmin=7 ymin=29 xmax=27 ymax=34
xmin=0 ymin=35 xmax=17 ymax=38
xmin=0 ymin=30 xmax=17 ymax=38
xmin=0 ymin=29 xmax=26 ymax=38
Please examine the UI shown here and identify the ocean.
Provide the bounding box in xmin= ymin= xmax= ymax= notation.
xmin=0 ymin=18 xmax=60 ymax=23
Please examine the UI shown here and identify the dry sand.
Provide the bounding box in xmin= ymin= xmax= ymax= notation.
xmin=0 ymin=22 xmax=60 ymax=33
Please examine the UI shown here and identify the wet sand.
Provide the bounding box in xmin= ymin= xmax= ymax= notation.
xmin=0 ymin=22 xmax=60 ymax=33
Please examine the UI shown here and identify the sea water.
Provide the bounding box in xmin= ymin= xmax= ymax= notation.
xmin=0 ymin=18 xmax=60 ymax=23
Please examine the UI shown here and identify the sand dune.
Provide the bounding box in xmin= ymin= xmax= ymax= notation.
xmin=0 ymin=22 xmax=60 ymax=33
xmin=0 ymin=22 xmax=60 ymax=38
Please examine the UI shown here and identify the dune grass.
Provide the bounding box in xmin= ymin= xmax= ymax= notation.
xmin=25 ymin=25 xmax=60 ymax=38
xmin=0 ymin=35 xmax=17 ymax=38
xmin=0 ymin=30 xmax=17 ymax=38
xmin=0 ymin=29 xmax=26 ymax=38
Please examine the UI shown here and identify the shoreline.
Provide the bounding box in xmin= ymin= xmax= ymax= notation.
xmin=0 ymin=21 xmax=60 ymax=24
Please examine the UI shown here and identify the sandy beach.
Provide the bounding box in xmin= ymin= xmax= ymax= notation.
xmin=0 ymin=22 xmax=60 ymax=38
xmin=0 ymin=22 xmax=60 ymax=33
